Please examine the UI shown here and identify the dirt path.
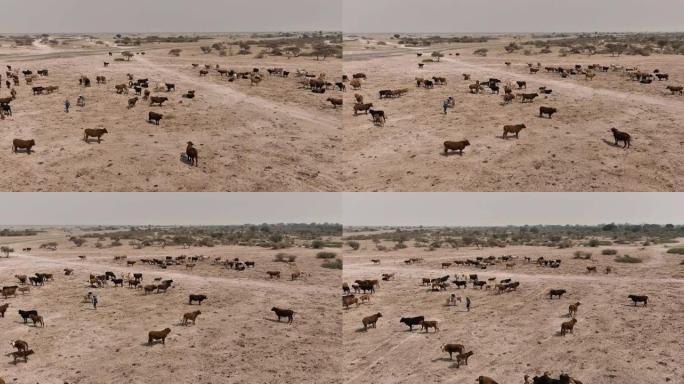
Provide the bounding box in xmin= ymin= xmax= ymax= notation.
xmin=136 ymin=55 xmax=337 ymax=127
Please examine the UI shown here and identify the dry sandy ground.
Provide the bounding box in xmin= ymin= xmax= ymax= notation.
xmin=0 ymin=231 xmax=342 ymax=383
xmin=343 ymin=35 xmax=684 ymax=191
xmin=343 ymin=240 xmax=684 ymax=384
xmin=0 ymin=35 xmax=342 ymax=191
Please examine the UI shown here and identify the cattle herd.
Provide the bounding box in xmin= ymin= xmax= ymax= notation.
xmin=1 ymin=50 xmax=342 ymax=173
xmin=1 ymin=249 xmax=303 ymax=374
xmin=343 ymin=249 xmax=656 ymax=383
xmin=346 ymin=57 xmax=682 ymax=158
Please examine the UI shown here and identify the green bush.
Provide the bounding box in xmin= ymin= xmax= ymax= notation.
xmin=347 ymin=241 xmax=360 ymax=250
xmin=614 ymin=254 xmax=642 ymax=263
xmin=316 ymin=251 xmax=337 ymax=259
xmin=321 ymin=258 xmax=342 ymax=269
xmin=601 ymin=249 xmax=618 ymax=255
xmin=666 ymin=247 xmax=684 ymax=255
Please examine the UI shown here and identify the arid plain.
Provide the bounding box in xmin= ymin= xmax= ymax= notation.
xmin=0 ymin=227 xmax=342 ymax=383
xmin=343 ymin=34 xmax=684 ymax=191
xmin=0 ymin=33 xmax=342 ymax=191
xmin=342 ymin=230 xmax=684 ymax=383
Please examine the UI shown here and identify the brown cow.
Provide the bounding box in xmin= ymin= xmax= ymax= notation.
xmin=502 ymin=124 xmax=526 ymax=139
xmin=149 ymin=96 xmax=168 ymax=106
xmin=443 ymin=140 xmax=470 ymax=155
xmin=84 ymin=128 xmax=108 ymax=143
xmin=12 ymin=139 xmax=35 ymax=154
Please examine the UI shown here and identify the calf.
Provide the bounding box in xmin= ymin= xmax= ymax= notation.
xmin=182 ymin=310 xmax=201 ymax=325
xmin=568 ymin=302 xmax=581 ymax=317
xmin=0 ymin=303 xmax=8 ymax=317
xmin=666 ymin=85 xmax=683 ymax=95
xmin=83 ymin=128 xmax=108 ymax=143
xmin=560 ymin=318 xmax=577 ymax=336
xmin=362 ymin=312 xmax=382 ymax=330
xmin=271 ymin=307 xmax=294 ymax=324
xmin=29 ymin=314 xmax=44 ymax=327
xmin=610 ymin=128 xmax=631 ymax=148
xmin=186 ymin=141 xmax=198 ymax=166
xmin=456 ymin=351 xmax=473 ymax=368
xmin=420 ymin=320 xmax=439 ymax=332
xmin=128 ymin=97 xmax=139 ymax=108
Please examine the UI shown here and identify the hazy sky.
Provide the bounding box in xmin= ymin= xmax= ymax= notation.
xmin=0 ymin=193 xmax=341 ymax=225
xmin=1 ymin=0 xmax=340 ymax=33
xmin=344 ymin=0 xmax=684 ymax=33
xmin=343 ymin=193 xmax=684 ymax=226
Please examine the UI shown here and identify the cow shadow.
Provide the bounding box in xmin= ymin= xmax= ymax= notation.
xmin=142 ymin=341 xmax=165 ymax=347
xmin=602 ymin=138 xmax=624 ymax=148
xmin=431 ymin=357 xmax=453 ymax=362
xmin=441 ymin=151 xmax=464 ymax=157
xmin=83 ymin=138 xmax=103 ymax=144
xmin=354 ymin=327 xmax=369 ymax=333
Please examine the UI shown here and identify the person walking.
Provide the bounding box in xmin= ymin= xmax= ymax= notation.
xmin=465 ymin=296 xmax=471 ymax=312
xmin=64 ymin=99 xmax=70 ymax=113
xmin=443 ymin=98 xmax=450 ymax=114
xmin=92 ymin=294 xmax=98 ymax=309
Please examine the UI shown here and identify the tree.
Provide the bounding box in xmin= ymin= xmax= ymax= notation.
xmin=431 ymin=51 xmax=444 ymax=62
xmin=605 ymin=43 xmax=626 ymax=57
xmin=473 ymin=48 xmax=488 ymax=57
xmin=347 ymin=240 xmax=360 ymax=250
xmin=200 ymin=46 xmax=212 ymax=54
xmin=1 ymin=246 xmax=13 ymax=257
xmin=393 ymin=34 xmax=400 ymax=39
xmin=284 ymin=46 xmax=301 ymax=58
xmin=311 ymin=44 xmax=339 ymax=60
xmin=121 ymin=51 xmax=134 ymax=61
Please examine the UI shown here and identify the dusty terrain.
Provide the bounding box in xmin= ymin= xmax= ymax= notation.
xmin=343 ymin=34 xmax=684 ymax=191
xmin=0 ymin=34 xmax=342 ymax=191
xmin=0 ymin=230 xmax=342 ymax=383
xmin=343 ymin=239 xmax=684 ymax=383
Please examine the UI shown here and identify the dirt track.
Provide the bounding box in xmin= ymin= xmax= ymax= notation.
xmin=342 ymin=240 xmax=684 ymax=384
xmin=0 ymin=232 xmax=342 ymax=384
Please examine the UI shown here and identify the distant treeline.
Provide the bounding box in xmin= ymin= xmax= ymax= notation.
xmin=0 ymin=228 xmax=40 ymax=237
xmin=78 ymin=223 xmax=342 ymax=249
xmin=522 ymin=32 xmax=684 ymax=56
xmin=396 ymin=35 xmax=491 ymax=47
xmin=344 ymin=224 xmax=684 ymax=250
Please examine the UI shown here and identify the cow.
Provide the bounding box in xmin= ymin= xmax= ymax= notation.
xmin=148 ymin=111 xmax=163 ymax=125
xmin=12 ymin=139 xmax=35 ymax=154
xmin=83 ymin=128 xmax=108 ymax=143
xmin=149 ymin=96 xmax=168 ymax=106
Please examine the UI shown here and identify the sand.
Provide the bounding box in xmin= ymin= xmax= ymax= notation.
xmin=342 ymin=239 xmax=684 ymax=383
xmin=342 ymin=35 xmax=684 ymax=191
xmin=0 ymin=35 xmax=342 ymax=191
xmin=0 ymin=230 xmax=342 ymax=384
